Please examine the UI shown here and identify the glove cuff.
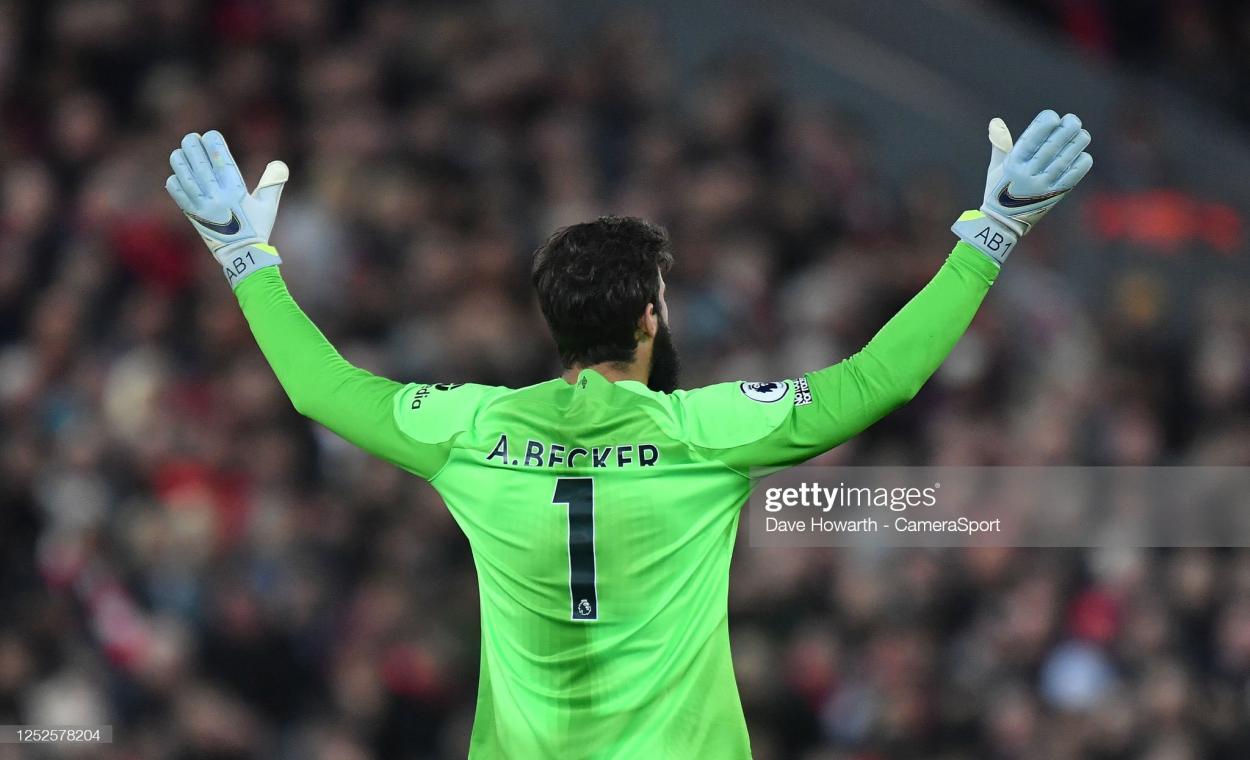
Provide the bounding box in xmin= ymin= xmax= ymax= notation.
xmin=951 ymin=210 xmax=1017 ymax=266
xmin=218 ymin=243 xmax=282 ymax=289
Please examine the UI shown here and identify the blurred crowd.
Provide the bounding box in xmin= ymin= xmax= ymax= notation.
xmin=998 ymin=0 xmax=1250 ymax=127
xmin=2 ymin=1 xmax=1250 ymax=759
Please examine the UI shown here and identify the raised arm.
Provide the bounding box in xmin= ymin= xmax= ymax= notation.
xmin=234 ymin=269 xmax=497 ymax=478
xmin=793 ymin=240 xmax=997 ymax=443
xmin=677 ymin=110 xmax=1093 ymax=472
xmin=164 ymin=131 xmax=461 ymax=477
xmin=232 ymin=268 xmax=415 ymax=462
xmin=676 ymin=241 xmax=995 ymax=470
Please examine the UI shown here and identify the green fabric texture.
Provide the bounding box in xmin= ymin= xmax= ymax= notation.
xmin=233 ymin=241 xmax=996 ymax=759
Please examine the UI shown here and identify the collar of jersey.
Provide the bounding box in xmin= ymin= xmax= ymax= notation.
xmin=573 ymin=367 xmax=649 ymax=394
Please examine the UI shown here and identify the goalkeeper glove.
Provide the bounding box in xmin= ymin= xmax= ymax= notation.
xmin=952 ymin=109 xmax=1093 ymax=265
xmin=165 ymin=131 xmax=289 ymax=288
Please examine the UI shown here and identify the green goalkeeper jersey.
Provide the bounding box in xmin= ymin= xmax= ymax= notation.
xmin=234 ymin=242 xmax=998 ymax=759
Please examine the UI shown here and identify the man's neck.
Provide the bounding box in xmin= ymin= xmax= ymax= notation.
xmin=562 ymin=361 xmax=648 ymax=385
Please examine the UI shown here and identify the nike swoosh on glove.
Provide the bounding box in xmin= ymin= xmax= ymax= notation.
xmin=952 ymin=110 xmax=1093 ymax=265
xmin=165 ymin=131 xmax=289 ymax=288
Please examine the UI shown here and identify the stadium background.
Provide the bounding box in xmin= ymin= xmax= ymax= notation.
xmin=3 ymin=0 xmax=1250 ymax=758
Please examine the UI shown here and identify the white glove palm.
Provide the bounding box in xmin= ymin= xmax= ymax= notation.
xmin=165 ymin=131 xmax=289 ymax=288
xmin=953 ymin=110 xmax=1093 ymax=265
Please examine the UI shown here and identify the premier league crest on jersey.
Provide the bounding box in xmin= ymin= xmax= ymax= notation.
xmin=739 ymin=380 xmax=789 ymax=403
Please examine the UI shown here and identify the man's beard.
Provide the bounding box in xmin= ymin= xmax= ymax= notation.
xmin=647 ymin=318 xmax=681 ymax=393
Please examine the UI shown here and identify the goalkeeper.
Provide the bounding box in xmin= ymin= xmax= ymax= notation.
xmin=165 ymin=110 xmax=1091 ymax=759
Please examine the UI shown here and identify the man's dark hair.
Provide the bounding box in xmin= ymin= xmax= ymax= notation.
xmin=531 ymin=216 xmax=674 ymax=368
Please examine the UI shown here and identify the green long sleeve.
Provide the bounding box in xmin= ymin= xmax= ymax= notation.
xmin=680 ymin=242 xmax=999 ymax=470
xmin=799 ymin=241 xmax=998 ymax=441
xmin=234 ymin=268 xmax=429 ymax=472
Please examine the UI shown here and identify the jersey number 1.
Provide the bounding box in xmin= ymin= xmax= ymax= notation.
xmin=552 ymin=477 xmax=598 ymax=621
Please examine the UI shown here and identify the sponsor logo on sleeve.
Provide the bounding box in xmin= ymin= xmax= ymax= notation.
xmin=793 ymin=377 xmax=812 ymax=406
xmin=410 ymin=382 xmax=464 ymax=410
xmin=740 ymin=381 xmax=790 ymax=403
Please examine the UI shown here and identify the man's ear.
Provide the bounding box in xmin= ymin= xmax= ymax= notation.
xmin=638 ymin=304 xmax=659 ymax=341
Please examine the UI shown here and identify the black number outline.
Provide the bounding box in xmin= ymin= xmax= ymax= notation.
xmin=552 ymin=477 xmax=598 ymax=621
